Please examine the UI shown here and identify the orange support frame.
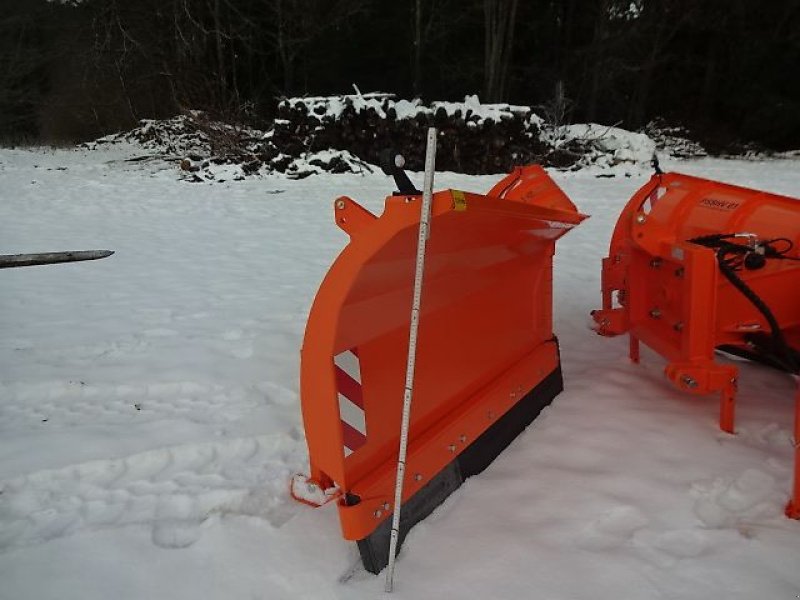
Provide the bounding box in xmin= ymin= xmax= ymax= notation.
xmin=592 ymin=172 xmax=800 ymax=518
xmin=789 ymin=379 xmax=800 ymax=519
xmin=298 ymin=166 xmax=586 ymax=568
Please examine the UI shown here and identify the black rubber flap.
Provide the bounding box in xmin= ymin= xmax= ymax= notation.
xmin=355 ymin=363 xmax=564 ymax=574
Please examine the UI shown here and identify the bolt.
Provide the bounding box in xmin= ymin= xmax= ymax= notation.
xmin=681 ymin=375 xmax=698 ymax=389
xmin=448 ymin=444 xmax=457 ymax=453
xmin=374 ymin=509 xmax=383 ymax=518
xmin=649 ymin=258 xmax=662 ymax=268
xmin=649 ymin=308 xmax=662 ymax=319
xmin=673 ymin=321 xmax=684 ymax=332
xmin=674 ymin=267 xmax=685 ymax=278
xmin=636 ymin=214 xmax=647 ymax=224
xmin=335 ymin=199 xmax=345 ymax=210
xmin=383 ymin=502 xmax=390 ymax=511
xmin=414 ymin=473 xmax=423 ymax=482
xmin=459 ymin=435 xmax=467 ymax=443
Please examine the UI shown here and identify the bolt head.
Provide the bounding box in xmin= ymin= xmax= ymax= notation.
xmin=414 ymin=473 xmax=423 ymax=482
xmin=636 ymin=214 xmax=647 ymax=224
xmin=335 ymin=199 xmax=346 ymax=210
xmin=681 ymin=375 xmax=698 ymax=389
xmin=448 ymin=444 xmax=456 ymax=453
xmin=374 ymin=509 xmax=383 ymax=518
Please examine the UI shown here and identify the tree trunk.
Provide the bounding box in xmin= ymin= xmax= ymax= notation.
xmin=585 ymin=4 xmax=607 ymax=123
xmin=213 ymin=0 xmax=226 ymax=108
xmin=276 ymin=0 xmax=294 ymax=94
xmin=413 ymin=0 xmax=422 ymax=96
xmin=482 ymin=0 xmax=519 ymax=103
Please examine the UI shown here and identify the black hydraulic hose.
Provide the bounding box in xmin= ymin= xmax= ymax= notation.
xmin=716 ymin=247 xmax=799 ymax=374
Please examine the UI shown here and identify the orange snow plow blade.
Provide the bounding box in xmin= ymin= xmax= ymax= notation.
xmin=297 ymin=166 xmax=585 ymax=573
xmin=592 ymin=171 xmax=800 ymax=518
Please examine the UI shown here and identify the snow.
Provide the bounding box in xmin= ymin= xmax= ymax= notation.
xmin=1 ymin=145 xmax=799 ymax=599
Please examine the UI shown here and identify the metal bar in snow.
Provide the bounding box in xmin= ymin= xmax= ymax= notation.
xmin=0 ymin=250 xmax=114 ymax=269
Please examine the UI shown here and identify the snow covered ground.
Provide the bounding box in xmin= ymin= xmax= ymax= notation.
xmin=1 ymin=146 xmax=799 ymax=599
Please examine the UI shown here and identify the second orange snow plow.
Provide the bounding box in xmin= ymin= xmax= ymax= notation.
xmin=592 ymin=170 xmax=800 ymax=518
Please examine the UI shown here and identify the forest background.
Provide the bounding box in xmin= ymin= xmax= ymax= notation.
xmin=1 ymin=0 xmax=798 ymax=152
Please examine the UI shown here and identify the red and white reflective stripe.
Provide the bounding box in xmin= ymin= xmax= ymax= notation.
xmin=335 ymin=349 xmax=366 ymax=456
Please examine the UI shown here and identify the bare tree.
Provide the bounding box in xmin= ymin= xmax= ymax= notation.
xmin=482 ymin=0 xmax=519 ymax=103
xmin=410 ymin=0 xmax=456 ymax=96
xmin=256 ymin=0 xmax=368 ymax=96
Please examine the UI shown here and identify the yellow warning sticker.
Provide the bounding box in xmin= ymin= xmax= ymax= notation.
xmin=452 ymin=190 xmax=467 ymax=211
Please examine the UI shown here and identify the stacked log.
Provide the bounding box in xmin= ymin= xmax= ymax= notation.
xmin=272 ymin=94 xmax=550 ymax=175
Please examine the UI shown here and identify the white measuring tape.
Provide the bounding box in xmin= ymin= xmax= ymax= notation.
xmin=384 ymin=127 xmax=437 ymax=593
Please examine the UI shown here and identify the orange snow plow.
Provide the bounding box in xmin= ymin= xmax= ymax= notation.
xmin=294 ymin=164 xmax=585 ymax=573
xmin=592 ymin=171 xmax=800 ymax=518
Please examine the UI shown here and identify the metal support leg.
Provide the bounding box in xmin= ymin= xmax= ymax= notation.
xmin=720 ymin=384 xmax=736 ymax=434
xmin=786 ymin=379 xmax=800 ymax=519
xmin=629 ymin=334 xmax=640 ymax=364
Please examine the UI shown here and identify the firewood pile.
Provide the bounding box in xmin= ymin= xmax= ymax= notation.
xmin=643 ymin=118 xmax=707 ymax=159
xmin=274 ymin=93 xmax=550 ymax=175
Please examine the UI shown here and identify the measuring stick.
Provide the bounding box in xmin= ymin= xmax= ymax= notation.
xmin=384 ymin=127 xmax=437 ymax=593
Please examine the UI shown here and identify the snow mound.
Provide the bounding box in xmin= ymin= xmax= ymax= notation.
xmin=543 ymin=123 xmax=657 ymax=172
